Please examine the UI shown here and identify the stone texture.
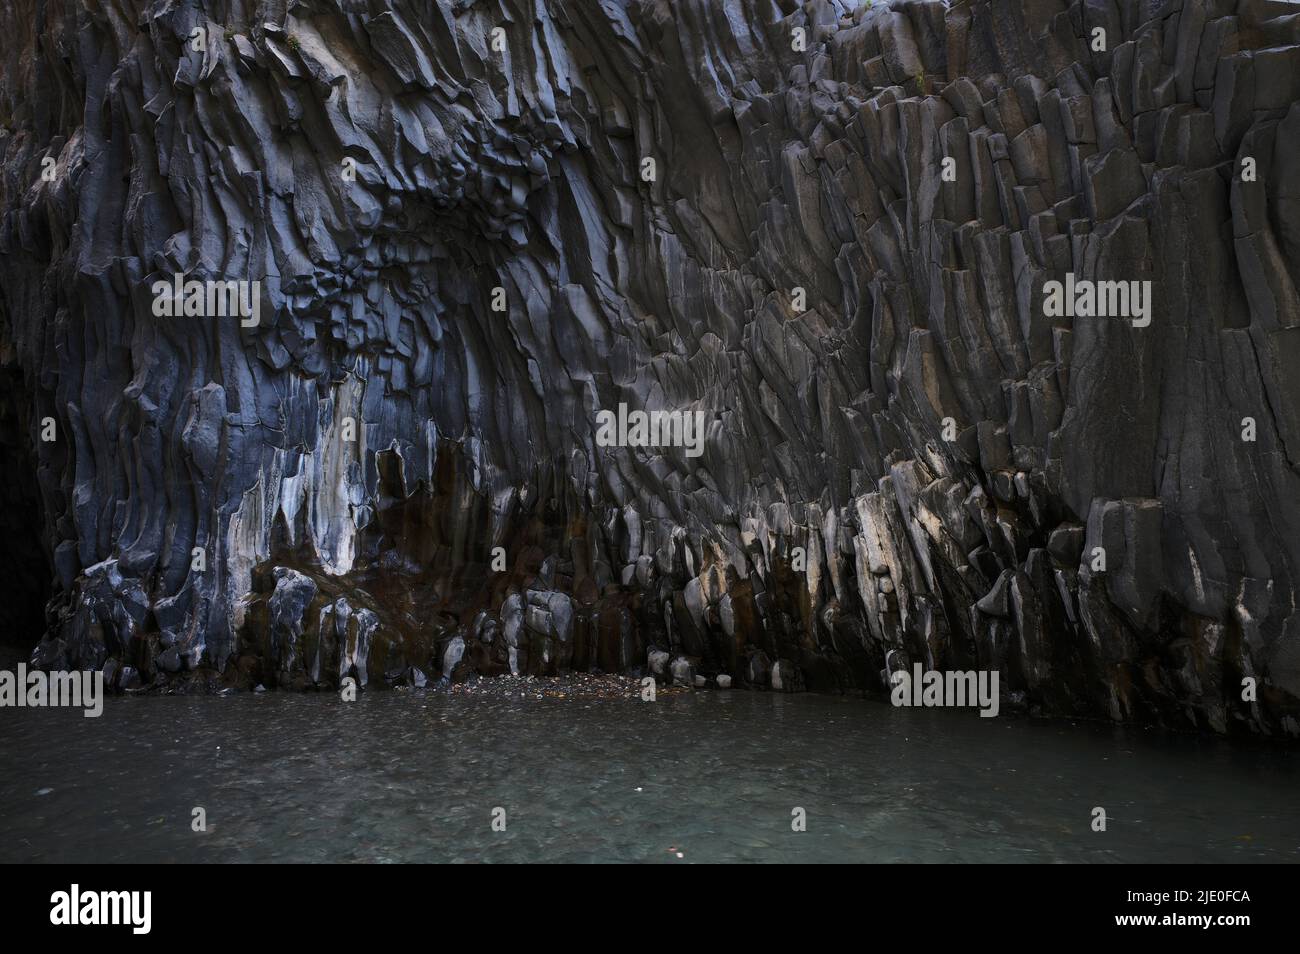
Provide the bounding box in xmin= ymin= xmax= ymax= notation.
xmin=3 ymin=0 xmax=1300 ymax=735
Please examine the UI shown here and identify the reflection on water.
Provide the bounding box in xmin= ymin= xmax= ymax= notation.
xmin=1 ymin=689 xmax=1297 ymax=863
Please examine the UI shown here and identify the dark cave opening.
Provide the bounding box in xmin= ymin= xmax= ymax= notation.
xmin=0 ymin=358 xmax=52 ymax=659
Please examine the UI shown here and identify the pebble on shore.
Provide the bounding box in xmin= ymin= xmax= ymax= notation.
xmin=429 ymin=672 xmax=692 ymax=703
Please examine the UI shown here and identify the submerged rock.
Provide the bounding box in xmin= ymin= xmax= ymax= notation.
xmin=442 ymin=636 xmax=466 ymax=679
xmin=647 ymin=649 xmax=670 ymax=678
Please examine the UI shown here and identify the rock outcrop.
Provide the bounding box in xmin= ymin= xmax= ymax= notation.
xmin=3 ymin=0 xmax=1300 ymax=735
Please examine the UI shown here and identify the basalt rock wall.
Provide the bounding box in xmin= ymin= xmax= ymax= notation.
xmin=3 ymin=0 xmax=1300 ymax=734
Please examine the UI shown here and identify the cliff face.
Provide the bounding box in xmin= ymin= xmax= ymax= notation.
xmin=3 ymin=0 xmax=1300 ymax=733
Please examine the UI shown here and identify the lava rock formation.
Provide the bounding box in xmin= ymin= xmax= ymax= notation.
xmin=3 ymin=0 xmax=1300 ymax=735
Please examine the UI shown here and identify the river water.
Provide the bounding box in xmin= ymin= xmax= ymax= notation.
xmin=2 ymin=689 xmax=1297 ymax=863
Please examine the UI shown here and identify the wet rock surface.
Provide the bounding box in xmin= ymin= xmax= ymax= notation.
xmin=2 ymin=0 xmax=1300 ymax=735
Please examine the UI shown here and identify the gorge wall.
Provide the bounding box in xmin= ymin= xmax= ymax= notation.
xmin=3 ymin=0 xmax=1300 ymax=735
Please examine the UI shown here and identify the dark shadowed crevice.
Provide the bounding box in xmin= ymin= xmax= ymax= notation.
xmin=0 ymin=355 xmax=52 ymax=653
